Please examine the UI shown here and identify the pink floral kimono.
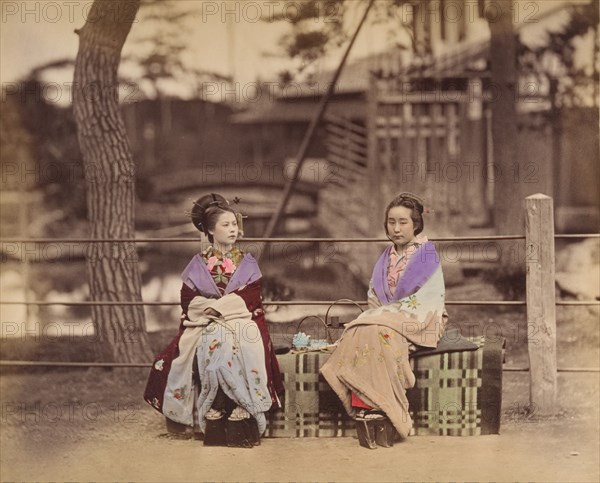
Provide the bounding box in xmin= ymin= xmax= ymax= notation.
xmin=320 ymin=235 xmax=446 ymax=438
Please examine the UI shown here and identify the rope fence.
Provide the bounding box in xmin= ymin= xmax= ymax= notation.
xmin=1 ymin=300 xmax=598 ymax=306
xmin=2 ymin=234 xmax=599 ymax=244
xmin=2 ymin=233 xmax=598 ymax=309
xmin=1 ymin=225 xmax=599 ymax=386
xmin=0 ymin=360 xmax=597 ymax=373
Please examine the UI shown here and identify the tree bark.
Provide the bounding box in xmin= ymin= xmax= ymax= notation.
xmin=73 ymin=0 xmax=153 ymax=362
xmin=488 ymin=0 xmax=520 ymax=270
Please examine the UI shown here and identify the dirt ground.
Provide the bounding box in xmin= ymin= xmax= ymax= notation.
xmin=2 ymin=274 xmax=598 ymax=482
xmin=1 ymin=368 xmax=598 ymax=483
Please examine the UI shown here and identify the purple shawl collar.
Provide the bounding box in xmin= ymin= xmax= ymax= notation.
xmin=371 ymin=241 xmax=440 ymax=304
xmin=181 ymin=252 xmax=262 ymax=297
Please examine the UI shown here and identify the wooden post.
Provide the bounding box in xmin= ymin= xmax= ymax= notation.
xmin=365 ymin=81 xmax=376 ymax=206
xmin=525 ymin=193 xmax=557 ymax=414
xmin=366 ymin=76 xmax=381 ymax=276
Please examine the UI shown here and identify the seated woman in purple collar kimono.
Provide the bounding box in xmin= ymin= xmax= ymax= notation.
xmin=144 ymin=194 xmax=283 ymax=447
xmin=321 ymin=193 xmax=446 ymax=448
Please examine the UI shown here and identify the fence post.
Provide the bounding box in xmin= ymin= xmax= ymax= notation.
xmin=525 ymin=193 xmax=557 ymax=415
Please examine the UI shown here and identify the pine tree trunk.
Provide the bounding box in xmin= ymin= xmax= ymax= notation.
xmin=488 ymin=0 xmax=521 ymax=271
xmin=72 ymin=0 xmax=152 ymax=363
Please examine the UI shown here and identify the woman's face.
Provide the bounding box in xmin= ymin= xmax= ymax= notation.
xmin=209 ymin=211 xmax=238 ymax=249
xmin=386 ymin=205 xmax=416 ymax=248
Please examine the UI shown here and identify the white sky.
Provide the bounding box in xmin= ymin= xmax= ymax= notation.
xmin=0 ymin=1 xmax=395 ymax=87
xmin=0 ymin=0 xmax=594 ymax=99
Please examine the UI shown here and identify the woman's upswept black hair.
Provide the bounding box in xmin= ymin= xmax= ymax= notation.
xmin=384 ymin=192 xmax=425 ymax=236
xmin=190 ymin=193 xmax=237 ymax=243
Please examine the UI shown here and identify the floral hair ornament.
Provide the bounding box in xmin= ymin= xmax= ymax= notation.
xmin=231 ymin=196 xmax=246 ymax=238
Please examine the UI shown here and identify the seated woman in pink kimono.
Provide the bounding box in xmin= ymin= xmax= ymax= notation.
xmin=144 ymin=194 xmax=283 ymax=447
xmin=321 ymin=193 xmax=446 ymax=448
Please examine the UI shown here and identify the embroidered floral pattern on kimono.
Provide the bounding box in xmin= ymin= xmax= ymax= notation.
xmin=147 ymin=246 xmax=281 ymax=438
xmin=407 ymin=294 xmax=420 ymax=309
xmin=378 ymin=331 xmax=392 ymax=346
xmin=353 ymin=344 xmax=374 ymax=366
xmin=320 ymin=235 xmax=446 ymax=439
xmin=173 ymin=386 xmax=187 ymax=400
xmin=387 ymin=234 xmax=427 ymax=292
xmin=254 ymin=388 xmax=267 ymax=401
xmin=202 ymin=246 xmax=244 ymax=290
xmin=208 ymin=340 xmax=221 ymax=354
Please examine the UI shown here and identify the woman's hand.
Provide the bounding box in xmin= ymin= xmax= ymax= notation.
xmin=203 ymin=308 xmax=220 ymax=317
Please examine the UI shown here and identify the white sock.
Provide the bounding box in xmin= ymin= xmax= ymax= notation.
xmin=229 ymin=406 xmax=250 ymax=421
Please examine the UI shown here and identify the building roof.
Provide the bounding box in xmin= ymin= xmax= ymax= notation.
xmin=231 ymin=98 xmax=365 ymax=124
xmin=233 ymin=1 xmax=581 ymax=122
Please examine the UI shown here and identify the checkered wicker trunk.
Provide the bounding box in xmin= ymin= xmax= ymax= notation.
xmin=264 ymin=336 xmax=503 ymax=438
xmin=407 ymin=336 xmax=503 ymax=436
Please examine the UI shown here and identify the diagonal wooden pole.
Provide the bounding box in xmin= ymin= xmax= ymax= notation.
xmin=260 ymin=0 xmax=376 ymax=253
